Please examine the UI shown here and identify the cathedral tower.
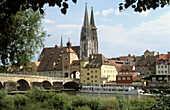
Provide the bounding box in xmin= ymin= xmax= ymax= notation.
xmin=80 ymin=4 xmax=98 ymax=60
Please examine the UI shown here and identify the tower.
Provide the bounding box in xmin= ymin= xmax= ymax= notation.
xmin=60 ymin=35 xmax=63 ymax=47
xmin=80 ymin=4 xmax=98 ymax=60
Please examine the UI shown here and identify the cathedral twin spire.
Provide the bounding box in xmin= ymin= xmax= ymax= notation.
xmin=83 ymin=3 xmax=96 ymax=28
xmin=80 ymin=3 xmax=98 ymax=60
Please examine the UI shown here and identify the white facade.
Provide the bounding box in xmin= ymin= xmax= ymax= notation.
xmin=156 ymin=64 xmax=170 ymax=75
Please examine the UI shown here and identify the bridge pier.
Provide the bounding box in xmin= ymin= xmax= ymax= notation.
xmin=4 ymin=81 xmax=17 ymax=91
xmin=31 ymin=82 xmax=43 ymax=88
xmin=0 ymin=82 xmax=3 ymax=90
xmin=53 ymin=82 xmax=63 ymax=90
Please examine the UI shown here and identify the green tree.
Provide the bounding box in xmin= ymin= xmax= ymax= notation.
xmin=0 ymin=9 xmax=48 ymax=71
xmin=119 ymin=0 xmax=170 ymax=12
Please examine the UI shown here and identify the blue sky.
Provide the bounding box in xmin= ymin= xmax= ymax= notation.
xmin=36 ymin=0 xmax=170 ymax=60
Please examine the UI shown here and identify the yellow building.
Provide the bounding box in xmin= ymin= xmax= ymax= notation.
xmin=80 ymin=54 xmax=118 ymax=84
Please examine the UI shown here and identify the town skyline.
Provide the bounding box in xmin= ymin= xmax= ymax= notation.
xmin=37 ymin=0 xmax=170 ymax=61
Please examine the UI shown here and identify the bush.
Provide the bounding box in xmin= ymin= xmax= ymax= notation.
xmin=25 ymin=87 xmax=47 ymax=102
xmin=13 ymin=94 xmax=29 ymax=110
xmin=74 ymin=105 xmax=91 ymax=110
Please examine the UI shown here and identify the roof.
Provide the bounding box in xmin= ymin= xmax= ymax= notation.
xmin=116 ymin=74 xmax=136 ymax=76
xmin=37 ymin=46 xmax=79 ymax=72
xmin=135 ymin=56 xmax=158 ymax=66
xmin=156 ymin=53 xmax=170 ymax=64
xmin=119 ymin=65 xmax=136 ymax=72
xmin=110 ymin=60 xmax=124 ymax=68
xmin=71 ymin=60 xmax=80 ymax=66
xmin=84 ymin=54 xmax=115 ymax=68
xmin=33 ymin=61 xmax=40 ymax=67
xmin=144 ymin=49 xmax=150 ymax=53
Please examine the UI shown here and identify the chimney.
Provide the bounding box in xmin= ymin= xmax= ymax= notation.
xmin=168 ymin=52 xmax=170 ymax=55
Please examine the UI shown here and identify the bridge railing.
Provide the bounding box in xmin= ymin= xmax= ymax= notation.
xmin=0 ymin=73 xmax=73 ymax=80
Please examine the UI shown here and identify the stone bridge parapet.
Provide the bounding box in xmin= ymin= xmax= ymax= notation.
xmin=0 ymin=73 xmax=79 ymax=91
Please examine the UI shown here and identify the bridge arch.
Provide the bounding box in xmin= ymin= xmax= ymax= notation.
xmin=17 ymin=79 xmax=30 ymax=91
xmin=63 ymin=81 xmax=80 ymax=90
xmin=70 ymin=71 xmax=80 ymax=79
xmin=0 ymin=82 xmax=3 ymax=90
xmin=43 ymin=81 xmax=52 ymax=89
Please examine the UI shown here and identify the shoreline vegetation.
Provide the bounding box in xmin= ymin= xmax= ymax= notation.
xmin=0 ymin=88 xmax=169 ymax=110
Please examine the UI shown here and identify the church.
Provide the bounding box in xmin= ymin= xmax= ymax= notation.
xmin=37 ymin=4 xmax=99 ymax=78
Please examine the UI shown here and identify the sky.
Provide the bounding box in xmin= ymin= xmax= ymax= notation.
xmin=35 ymin=0 xmax=170 ymax=61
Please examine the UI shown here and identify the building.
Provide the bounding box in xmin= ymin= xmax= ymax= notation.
xmin=144 ymin=75 xmax=170 ymax=93
xmin=37 ymin=4 xmax=99 ymax=78
xmin=80 ymin=54 xmax=118 ymax=84
xmin=135 ymin=50 xmax=158 ymax=75
xmin=116 ymin=74 xmax=136 ymax=84
xmin=80 ymin=4 xmax=98 ymax=60
xmin=37 ymin=41 xmax=80 ymax=78
xmin=144 ymin=50 xmax=159 ymax=58
xmin=109 ymin=59 xmax=124 ymax=71
xmin=156 ymin=52 xmax=170 ymax=75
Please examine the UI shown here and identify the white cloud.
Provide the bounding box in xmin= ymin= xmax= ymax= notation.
xmin=95 ymin=11 xmax=100 ymax=15
xmin=43 ymin=19 xmax=55 ymax=23
xmin=134 ymin=10 xmax=149 ymax=17
xmin=98 ymin=11 xmax=170 ymax=57
xmin=102 ymin=8 xmax=114 ymax=16
xmin=42 ymin=11 xmax=170 ymax=59
xmin=114 ymin=8 xmax=129 ymax=16
xmin=44 ymin=24 xmax=81 ymax=47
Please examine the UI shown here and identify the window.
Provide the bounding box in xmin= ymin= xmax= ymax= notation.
xmin=118 ymin=77 xmax=121 ymax=80
xmin=91 ymin=70 xmax=93 ymax=73
xmin=95 ymin=75 xmax=97 ymax=78
xmin=162 ymin=71 xmax=164 ymax=73
xmin=87 ymin=78 xmax=89 ymax=80
xmin=165 ymin=71 xmax=167 ymax=73
xmin=65 ymin=57 xmax=68 ymax=61
xmin=158 ymin=77 xmax=162 ymax=80
xmin=72 ymin=66 xmax=74 ymax=69
xmin=158 ymin=71 xmax=160 ymax=74
xmin=158 ymin=65 xmax=160 ymax=68
xmin=83 ymin=80 xmax=85 ymax=82
xmin=127 ymin=77 xmax=130 ymax=80
xmin=95 ymin=70 xmax=97 ymax=73
xmin=91 ymin=75 xmax=93 ymax=78
xmin=161 ymin=66 xmax=163 ymax=68
xmin=87 ymin=73 xmax=89 ymax=75
xmin=91 ymin=80 xmax=93 ymax=82
xmin=95 ymin=80 xmax=97 ymax=82
xmin=165 ymin=65 xmax=167 ymax=68
xmin=122 ymin=77 xmax=126 ymax=80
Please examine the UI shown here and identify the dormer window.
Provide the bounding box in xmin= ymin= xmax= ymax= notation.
xmin=161 ymin=59 xmax=164 ymax=64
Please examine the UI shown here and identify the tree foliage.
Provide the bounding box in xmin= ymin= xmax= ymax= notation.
xmin=119 ymin=0 xmax=170 ymax=12
xmin=0 ymin=88 xmax=169 ymax=110
xmin=0 ymin=9 xmax=48 ymax=70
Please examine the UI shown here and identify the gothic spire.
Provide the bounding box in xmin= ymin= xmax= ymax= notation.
xmin=83 ymin=3 xmax=90 ymax=27
xmin=60 ymin=35 xmax=63 ymax=47
xmin=90 ymin=7 xmax=95 ymax=27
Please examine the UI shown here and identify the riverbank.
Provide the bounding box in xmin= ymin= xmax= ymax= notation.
xmin=1 ymin=88 xmax=169 ymax=110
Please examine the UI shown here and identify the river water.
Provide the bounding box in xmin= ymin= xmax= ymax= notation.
xmin=61 ymin=90 xmax=154 ymax=100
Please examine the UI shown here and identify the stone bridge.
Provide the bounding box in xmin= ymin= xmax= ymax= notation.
xmin=0 ymin=74 xmax=80 ymax=91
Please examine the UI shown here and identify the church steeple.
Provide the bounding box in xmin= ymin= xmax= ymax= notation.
xmin=90 ymin=7 xmax=95 ymax=27
xmin=83 ymin=3 xmax=90 ymax=27
xmin=60 ymin=35 xmax=63 ymax=47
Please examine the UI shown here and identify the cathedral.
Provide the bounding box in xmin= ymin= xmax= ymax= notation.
xmin=80 ymin=4 xmax=98 ymax=60
xmin=37 ymin=4 xmax=98 ymax=78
